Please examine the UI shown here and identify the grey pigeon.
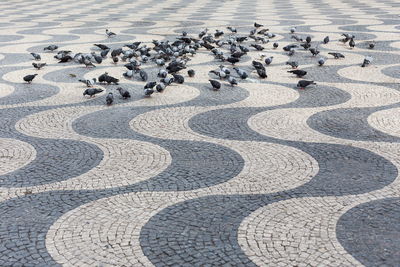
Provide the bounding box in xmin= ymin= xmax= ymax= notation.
xmin=361 ymin=56 xmax=373 ymax=67
xmin=227 ymin=75 xmax=238 ymax=86
xmin=144 ymin=88 xmax=154 ymax=96
xmin=188 ymin=69 xmax=195 ymax=77
xmin=286 ymin=61 xmax=299 ymax=69
xmin=297 ymin=80 xmax=316 ymax=89
xmin=349 ymin=38 xmax=355 ymax=48
xmin=32 ymin=62 xmax=46 ymax=69
xmin=233 ymin=67 xmax=248 ymax=79
xmin=79 ymin=78 xmax=96 ymax=87
xmin=328 ymin=52 xmax=345 ymax=59
xmin=369 ymin=43 xmax=375 ymax=49
xmin=94 ymin=44 xmax=110 ymax=50
xmin=83 ymin=88 xmax=103 ymax=97
xmin=106 ymin=92 xmax=114 ymax=105
xmin=139 ymin=70 xmax=148 ymax=81
xmin=156 ymin=83 xmax=166 ymax=92
xmin=323 ymin=36 xmax=329 ymax=44
xmin=30 ymin=52 xmax=41 ymax=60
xmin=288 ymin=69 xmax=307 ymax=77
xmin=23 ymin=74 xmax=38 ymax=83
xmin=209 ymin=79 xmax=221 ymax=90
xmin=144 ymin=81 xmax=157 ymax=89
xmin=116 ymin=87 xmax=131 ymax=99
xmin=106 ymin=29 xmax=116 ymax=37
xmin=101 ymin=49 xmax=110 ymax=58
xmin=172 ymin=74 xmax=184 ymax=84
xmin=264 ymin=56 xmax=273 ymax=65
xmin=318 ymin=57 xmax=326 ymax=66
xmin=44 ymin=45 xmax=58 ymax=51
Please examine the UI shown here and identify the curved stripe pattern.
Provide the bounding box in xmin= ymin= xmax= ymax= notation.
xmin=0 ymin=0 xmax=400 ymax=266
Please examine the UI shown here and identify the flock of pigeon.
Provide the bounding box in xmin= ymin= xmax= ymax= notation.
xmin=24 ymin=25 xmax=375 ymax=105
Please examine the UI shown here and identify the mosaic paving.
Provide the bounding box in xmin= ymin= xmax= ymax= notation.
xmin=0 ymin=0 xmax=400 ymax=266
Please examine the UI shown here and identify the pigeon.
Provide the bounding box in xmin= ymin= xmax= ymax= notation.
xmin=219 ymin=65 xmax=231 ymax=74
xmin=124 ymin=42 xmax=141 ymax=49
xmin=306 ymin=36 xmax=312 ymax=43
xmin=226 ymin=57 xmax=240 ymax=65
xmin=161 ymin=76 xmax=174 ymax=85
xmin=172 ymin=74 xmax=185 ymax=84
xmin=79 ymin=78 xmax=96 ymax=87
xmin=264 ymin=56 xmax=274 ymax=66
xmin=106 ymin=92 xmax=114 ymax=105
xmin=44 ymin=45 xmax=58 ymax=51
xmin=252 ymin=60 xmax=264 ymax=69
xmin=83 ymin=58 xmax=96 ymax=68
xmin=106 ymin=29 xmax=116 ymax=37
xmin=32 ymin=62 xmax=46 ymax=69
xmin=30 ymin=52 xmax=41 ymax=60
xmin=286 ymin=61 xmax=299 ymax=69
xmin=273 ymin=42 xmax=279 ymax=49
xmin=309 ymin=47 xmax=320 ymax=56
xmin=112 ymin=56 xmax=119 ymax=64
xmin=101 ymin=49 xmax=110 ymax=58
xmin=111 ymin=48 xmax=123 ymax=57
xmin=290 ymin=27 xmax=296 ymax=34
xmin=283 ymin=44 xmax=297 ymax=51
xmin=288 ymin=69 xmax=307 ymax=77
xmin=139 ymin=70 xmax=148 ymax=81
xmin=227 ymin=26 xmax=237 ymax=33
xmin=214 ymin=29 xmax=224 ymax=38
xmin=323 ymin=36 xmax=330 ymax=44
xmin=254 ymin=22 xmax=263 ymax=28
xmin=144 ymin=81 xmax=157 ymax=89
xmin=328 ymin=52 xmax=345 ymax=59
xmin=349 ymin=38 xmax=355 ymax=48
xmin=23 ymin=74 xmax=38 ymax=83
xmin=236 ymin=36 xmax=248 ymax=42
xmin=94 ymin=44 xmax=110 ymax=50
xmin=116 ymin=87 xmax=131 ymax=99
xmin=144 ymin=88 xmax=154 ymax=96
xmin=227 ymin=75 xmax=238 ymax=86
xmin=361 ymin=56 xmax=373 ymax=67
xmin=188 ymin=69 xmax=195 ymax=77
xmin=209 ymin=79 xmax=221 ymax=90
xmin=318 ymin=57 xmax=326 ymax=66
xmin=369 ymin=42 xmax=375 ymax=49
xmin=300 ymin=43 xmax=311 ymax=50
xmin=156 ymin=83 xmax=166 ymax=92
xmin=155 ymin=58 xmax=165 ymax=66
xmin=297 ymin=80 xmax=316 ymax=89
xmin=231 ymin=51 xmax=246 ymax=58
xmin=233 ymin=67 xmax=248 ymax=79
xmin=292 ymin=35 xmax=303 ymax=42
xmin=91 ymin=53 xmax=102 ymax=64
xmin=251 ymin=44 xmax=264 ymax=51
xmin=58 ymin=55 xmax=73 ymax=63
xmin=340 ymin=33 xmax=355 ymax=43
xmin=210 ymin=70 xmax=227 ymax=79
xmin=103 ymin=74 xmax=119 ymax=85
xmin=123 ymin=69 xmax=134 ymax=78
xmin=256 ymin=67 xmax=267 ymax=78
xmin=158 ymin=69 xmax=168 ymax=78
xmin=83 ymin=88 xmax=103 ymax=97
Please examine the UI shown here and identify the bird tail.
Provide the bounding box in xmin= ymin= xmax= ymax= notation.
xmin=78 ymin=79 xmax=86 ymax=84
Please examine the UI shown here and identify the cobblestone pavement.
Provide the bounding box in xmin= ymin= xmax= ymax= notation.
xmin=1 ymin=0 xmax=400 ymax=266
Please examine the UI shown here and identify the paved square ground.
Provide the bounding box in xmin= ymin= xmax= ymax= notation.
xmin=0 ymin=0 xmax=400 ymax=266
